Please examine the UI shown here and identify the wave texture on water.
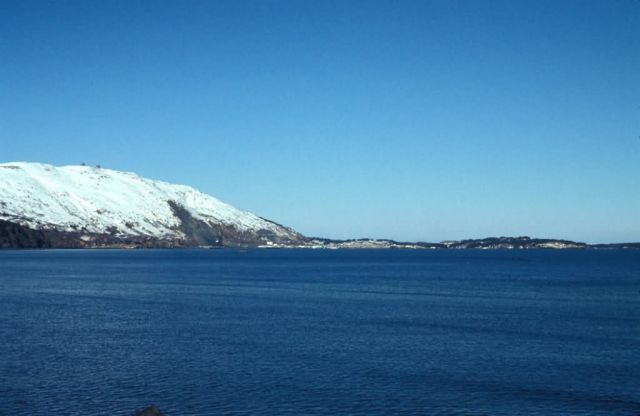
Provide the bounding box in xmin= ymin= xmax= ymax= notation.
xmin=0 ymin=249 xmax=639 ymax=415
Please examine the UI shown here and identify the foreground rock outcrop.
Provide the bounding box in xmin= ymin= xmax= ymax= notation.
xmin=134 ymin=406 xmax=163 ymax=416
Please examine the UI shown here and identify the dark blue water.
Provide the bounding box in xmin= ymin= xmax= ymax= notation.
xmin=0 ymin=249 xmax=638 ymax=415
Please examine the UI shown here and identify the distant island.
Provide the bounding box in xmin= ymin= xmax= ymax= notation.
xmin=300 ymin=236 xmax=640 ymax=250
xmin=1 ymin=162 xmax=638 ymax=250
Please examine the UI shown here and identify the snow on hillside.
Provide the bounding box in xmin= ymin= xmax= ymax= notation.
xmin=0 ymin=162 xmax=299 ymax=241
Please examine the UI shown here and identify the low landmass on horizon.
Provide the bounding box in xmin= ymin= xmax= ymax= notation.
xmin=1 ymin=162 xmax=638 ymax=250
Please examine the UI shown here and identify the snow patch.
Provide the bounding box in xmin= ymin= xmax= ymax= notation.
xmin=0 ymin=162 xmax=299 ymax=241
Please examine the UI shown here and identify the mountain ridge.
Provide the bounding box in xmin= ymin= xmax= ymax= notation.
xmin=0 ymin=162 xmax=305 ymax=248
xmin=1 ymin=162 xmax=638 ymax=249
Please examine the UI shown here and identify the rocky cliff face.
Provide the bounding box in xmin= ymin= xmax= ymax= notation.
xmin=0 ymin=162 xmax=307 ymax=248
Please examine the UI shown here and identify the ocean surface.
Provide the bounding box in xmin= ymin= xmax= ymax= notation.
xmin=0 ymin=249 xmax=638 ymax=416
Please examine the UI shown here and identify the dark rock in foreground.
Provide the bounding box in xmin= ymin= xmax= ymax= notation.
xmin=134 ymin=405 xmax=163 ymax=416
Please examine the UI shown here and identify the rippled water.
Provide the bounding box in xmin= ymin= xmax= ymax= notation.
xmin=0 ymin=249 xmax=638 ymax=415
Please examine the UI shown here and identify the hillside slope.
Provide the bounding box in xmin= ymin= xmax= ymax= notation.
xmin=0 ymin=162 xmax=306 ymax=248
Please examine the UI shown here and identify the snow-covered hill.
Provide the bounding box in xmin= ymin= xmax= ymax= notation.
xmin=0 ymin=162 xmax=305 ymax=248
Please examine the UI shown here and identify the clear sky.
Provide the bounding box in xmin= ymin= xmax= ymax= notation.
xmin=1 ymin=0 xmax=639 ymax=243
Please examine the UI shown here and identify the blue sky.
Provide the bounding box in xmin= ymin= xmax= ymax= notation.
xmin=1 ymin=0 xmax=639 ymax=243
